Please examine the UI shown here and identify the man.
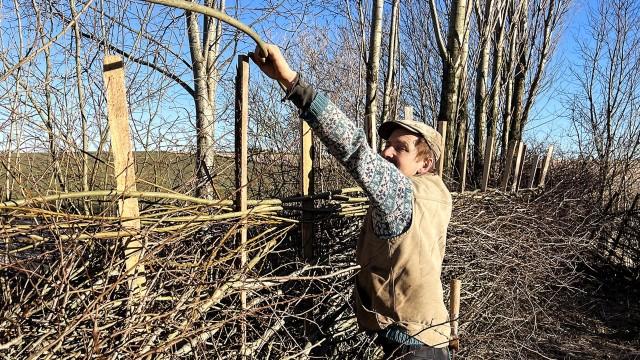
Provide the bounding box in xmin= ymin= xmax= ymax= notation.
xmin=251 ymin=45 xmax=452 ymax=360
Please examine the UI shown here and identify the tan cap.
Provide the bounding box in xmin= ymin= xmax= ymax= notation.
xmin=378 ymin=120 xmax=443 ymax=161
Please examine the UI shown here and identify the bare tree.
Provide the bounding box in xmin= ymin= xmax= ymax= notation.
xmin=509 ymin=0 xmax=568 ymax=150
xmin=399 ymin=0 xmax=442 ymax=126
xmin=569 ymin=0 xmax=640 ymax=207
xmin=185 ymin=0 xmax=226 ymax=198
xmin=428 ymin=0 xmax=472 ymax=178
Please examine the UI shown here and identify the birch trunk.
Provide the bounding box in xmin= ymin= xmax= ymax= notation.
xmin=186 ymin=0 xmax=224 ymax=198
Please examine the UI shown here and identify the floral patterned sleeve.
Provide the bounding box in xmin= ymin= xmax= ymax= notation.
xmin=300 ymin=93 xmax=413 ymax=240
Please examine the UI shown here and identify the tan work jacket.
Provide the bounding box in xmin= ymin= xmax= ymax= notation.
xmin=354 ymin=174 xmax=452 ymax=347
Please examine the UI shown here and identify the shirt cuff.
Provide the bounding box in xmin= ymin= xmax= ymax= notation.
xmin=282 ymin=74 xmax=317 ymax=111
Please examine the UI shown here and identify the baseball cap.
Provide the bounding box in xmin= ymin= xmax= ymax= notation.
xmin=378 ymin=119 xmax=443 ymax=161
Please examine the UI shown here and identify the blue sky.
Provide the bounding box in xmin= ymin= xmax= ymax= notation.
xmin=0 ymin=0 xmax=603 ymax=154
xmin=525 ymin=0 xmax=594 ymax=152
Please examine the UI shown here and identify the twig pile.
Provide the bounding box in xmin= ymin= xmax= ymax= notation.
xmin=0 ymin=182 xmax=609 ymax=359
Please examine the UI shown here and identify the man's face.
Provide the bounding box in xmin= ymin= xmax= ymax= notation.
xmin=381 ymin=128 xmax=431 ymax=177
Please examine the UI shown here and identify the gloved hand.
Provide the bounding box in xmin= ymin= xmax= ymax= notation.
xmin=250 ymin=44 xmax=298 ymax=91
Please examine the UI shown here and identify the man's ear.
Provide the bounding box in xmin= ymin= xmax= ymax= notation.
xmin=416 ymin=158 xmax=434 ymax=175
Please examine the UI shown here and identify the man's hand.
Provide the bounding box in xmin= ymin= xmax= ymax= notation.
xmin=250 ymin=44 xmax=298 ymax=90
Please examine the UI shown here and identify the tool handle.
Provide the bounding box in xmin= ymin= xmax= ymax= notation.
xmin=449 ymin=279 xmax=461 ymax=351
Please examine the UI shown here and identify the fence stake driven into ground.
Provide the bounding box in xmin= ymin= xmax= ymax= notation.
xmin=235 ymin=54 xmax=250 ymax=356
xmin=103 ymin=54 xmax=147 ymax=307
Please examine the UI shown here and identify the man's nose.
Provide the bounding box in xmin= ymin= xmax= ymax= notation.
xmin=382 ymin=147 xmax=395 ymax=160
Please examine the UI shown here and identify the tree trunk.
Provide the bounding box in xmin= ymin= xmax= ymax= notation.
xmin=365 ymin=0 xmax=384 ymax=147
xmin=187 ymin=0 xmax=225 ymax=198
xmin=501 ymin=4 xmax=518 ymax=160
xmin=455 ymin=106 xmax=469 ymax=183
xmin=44 ymin=46 xmax=67 ymax=193
xmin=429 ymin=0 xmax=471 ymax=177
xmin=473 ymin=0 xmax=495 ymax=183
xmin=381 ymin=0 xmax=400 ymax=125
xmin=487 ymin=2 xmax=507 ymax=163
xmin=509 ymin=0 xmax=528 ymax=145
xmin=71 ymin=0 xmax=89 ymax=213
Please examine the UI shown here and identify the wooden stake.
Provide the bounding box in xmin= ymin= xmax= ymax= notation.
xmin=103 ymin=55 xmax=146 ymax=301
xmin=481 ymin=134 xmax=495 ymax=191
xmin=449 ymin=279 xmax=461 ymax=353
xmin=527 ymin=155 xmax=540 ymax=189
xmin=301 ymin=121 xmax=314 ymax=259
xmin=235 ymin=55 xmax=249 ymax=357
xmin=516 ymin=144 xmax=527 ymax=191
xmin=437 ymin=121 xmax=447 ymax=177
xmin=234 ymin=55 xmax=249 ymax=274
xmin=500 ymin=140 xmax=517 ymax=191
xmin=538 ymin=145 xmax=554 ymax=188
xmin=511 ymin=142 xmax=524 ymax=192
xmin=404 ymin=106 xmax=413 ymax=122
xmin=460 ymin=135 xmax=468 ymax=193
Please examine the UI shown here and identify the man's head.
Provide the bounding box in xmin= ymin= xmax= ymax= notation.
xmin=378 ymin=120 xmax=442 ymax=177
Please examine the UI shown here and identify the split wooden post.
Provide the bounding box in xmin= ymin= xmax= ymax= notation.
xmin=103 ymin=55 xmax=146 ymax=302
xmin=404 ymin=106 xmax=413 ymax=122
xmin=481 ymin=134 xmax=495 ymax=191
xmin=301 ymin=121 xmax=314 ymax=259
xmin=449 ymin=279 xmax=461 ymax=354
xmin=235 ymin=55 xmax=250 ymax=356
xmin=511 ymin=142 xmax=525 ymax=192
xmin=460 ymin=136 xmax=468 ymax=193
xmin=500 ymin=140 xmax=517 ymax=191
xmin=516 ymin=144 xmax=527 ymax=191
xmin=437 ymin=121 xmax=447 ymax=177
xmin=538 ymin=145 xmax=554 ymax=188
xmin=234 ymin=55 xmax=249 ymax=283
xmin=527 ymin=155 xmax=540 ymax=189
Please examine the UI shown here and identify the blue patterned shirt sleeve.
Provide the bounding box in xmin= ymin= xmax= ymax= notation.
xmin=300 ymin=93 xmax=413 ymax=239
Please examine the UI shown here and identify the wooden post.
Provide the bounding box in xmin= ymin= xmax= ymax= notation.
xmin=301 ymin=122 xmax=314 ymax=259
xmin=235 ymin=55 xmax=249 ymax=278
xmin=527 ymin=155 xmax=540 ymax=189
xmin=460 ymin=136 xmax=468 ymax=193
xmin=449 ymin=279 xmax=461 ymax=353
xmin=235 ymin=55 xmax=249 ymax=357
xmin=103 ymin=55 xmax=146 ymax=301
xmin=511 ymin=142 xmax=525 ymax=192
xmin=538 ymin=145 xmax=554 ymax=187
xmin=481 ymin=134 xmax=495 ymax=191
xmin=437 ymin=121 xmax=447 ymax=177
xmin=516 ymin=144 xmax=527 ymax=191
xmin=404 ymin=106 xmax=413 ymax=122
xmin=500 ymin=140 xmax=517 ymax=191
